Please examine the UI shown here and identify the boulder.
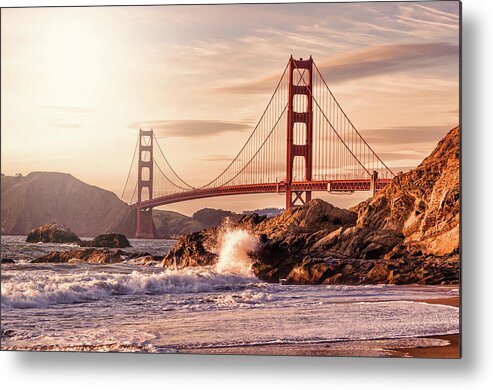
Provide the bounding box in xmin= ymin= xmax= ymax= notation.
xmin=162 ymin=231 xmax=217 ymax=268
xmin=285 ymin=257 xmax=332 ymax=284
xmin=26 ymin=223 xmax=80 ymax=244
xmin=31 ymin=248 xmax=126 ymax=264
xmin=349 ymin=126 xmax=460 ymax=256
xmin=79 ymin=233 xmax=131 ymax=248
xmin=282 ymin=256 xmax=459 ymax=285
xmin=125 ymin=255 xmax=163 ymax=266
xmin=255 ymin=198 xmax=357 ymax=239
xmin=1 ymin=258 xmax=15 ymax=264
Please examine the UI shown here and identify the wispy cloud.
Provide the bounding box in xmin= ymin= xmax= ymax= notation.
xmin=317 ymin=42 xmax=458 ymax=83
xmin=217 ymin=42 xmax=458 ymax=94
xmin=362 ymin=125 xmax=454 ymax=146
xmin=129 ymin=119 xmax=252 ymax=138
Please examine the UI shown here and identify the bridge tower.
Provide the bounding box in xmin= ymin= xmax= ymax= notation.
xmin=135 ymin=129 xmax=156 ymax=239
xmin=286 ymin=56 xmax=313 ymax=209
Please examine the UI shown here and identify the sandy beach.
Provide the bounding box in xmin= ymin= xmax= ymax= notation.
xmin=179 ymin=296 xmax=460 ymax=358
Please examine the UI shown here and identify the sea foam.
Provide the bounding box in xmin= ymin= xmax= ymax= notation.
xmin=215 ymin=228 xmax=258 ymax=276
xmin=1 ymin=267 xmax=259 ymax=309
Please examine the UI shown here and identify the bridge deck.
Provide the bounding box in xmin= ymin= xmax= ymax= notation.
xmin=130 ymin=179 xmax=392 ymax=209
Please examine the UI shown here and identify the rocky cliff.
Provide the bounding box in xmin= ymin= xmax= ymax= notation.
xmin=337 ymin=126 xmax=460 ymax=258
xmin=254 ymin=126 xmax=460 ymax=263
xmin=162 ymin=126 xmax=460 ymax=284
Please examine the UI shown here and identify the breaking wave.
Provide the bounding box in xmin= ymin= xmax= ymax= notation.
xmin=1 ymin=267 xmax=260 ymax=309
xmin=216 ymin=228 xmax=258 ymax=276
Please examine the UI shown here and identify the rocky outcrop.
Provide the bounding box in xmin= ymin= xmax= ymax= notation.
xmin=26 ymin=223 xmax=81 ymax=244
xmin=255 ymin=126 xmax=460 ymax=261
xmin=284 ymin=255 xmax=459 ymax=285
xmin=29 ymin=248 xmax=166 ymax=265
xmin=255 ymin=199 xmax=357 ymax=239
xmin=311 ymin=226 xmax=404 ymax=260
xmin=161 ymin=231 xmax=218 ymax=268
xmin=347 ymin=126 xmax=460 ymax=257
xmin=191 ymin=208 xmax=239 ymax=229
xmin=125 ymin=254 xmax=163 ymax=266
xmin=161 ymin=126 xmax=460 ymax=285
xmin=31 ymin=248 xmax=126 ymax=264
xmin=79 ymin=233 xmax=131 ymax=248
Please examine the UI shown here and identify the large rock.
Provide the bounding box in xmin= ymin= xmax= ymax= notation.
xmin=311 ymin=226 xmax=404 ymax=259
xmin=285 ymin=255 xmax=459 ymax=285
xmin=191 ymin=208 xmax=239 ymax=229
xmin=349 ymin=126 xmax=460 ymax=256
xmin=251 ymin=234 xmax=300 ymax=282
xmin=80 ymin=233 xmax=131 ymax=248
xmin=157 ymin=126 xmax=460 ymax=285
xmin=255 ymin=198 xmax=357 ymax=239
xmin=31 ymin=248 xmax=126 ymax=264
xmin=162 ymin=231 xmax=218 ymax=268
xmin=294 ymin=126 xmax=460 ymax=259
xmin=26 ymin=223 xmax=81 ymax=244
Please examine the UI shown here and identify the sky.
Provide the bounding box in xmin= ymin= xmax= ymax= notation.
xmin=1 ymin=1 xmax=460 ymax=215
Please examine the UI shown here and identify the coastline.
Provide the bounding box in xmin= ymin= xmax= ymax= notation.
xmin=178 ymin=296 xmax=460 ymax=358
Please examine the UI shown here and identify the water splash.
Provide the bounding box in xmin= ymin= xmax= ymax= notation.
xmin=216 ymin=228 xmax=258 ymax=276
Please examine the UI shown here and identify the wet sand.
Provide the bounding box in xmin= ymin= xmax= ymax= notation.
xmin=180 ymin=296 xmax=460 ymax=358
xmin=393 ymin=296 xmax=460 ymax=358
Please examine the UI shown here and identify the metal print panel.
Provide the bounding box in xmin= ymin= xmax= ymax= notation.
xmin=0 ymin=1 xmax=461 ymax=357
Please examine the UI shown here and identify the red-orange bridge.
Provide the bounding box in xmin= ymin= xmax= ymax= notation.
xmin=122 ymin=56 xmax=394 ymax=238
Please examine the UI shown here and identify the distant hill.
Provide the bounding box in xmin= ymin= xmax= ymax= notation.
xmin=1 ymin=172 xmax=135 ymax=237
xmin=241 ymin=207 xmax=284 ymax=217
xmin=0 ymin=172 xmax=241 ymax=238
xmin=191 ymin=208 xmax=239 ymax=228
xmin=153 ymin=209 xmax=204 ymax=237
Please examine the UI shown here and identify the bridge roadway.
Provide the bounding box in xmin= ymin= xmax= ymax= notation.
xmin=130 ymin=178 xmax=392 ymax=209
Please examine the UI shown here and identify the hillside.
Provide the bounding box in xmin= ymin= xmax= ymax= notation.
xmin=153 ymin=210 xmax=204 ymax=237
xmin=1 ymin=172 xmax=134 ymax=237
xmin=192 ymin=208 xmax=239 ymax=228
xmin=1 ymin=172 xmax=239 ymax=238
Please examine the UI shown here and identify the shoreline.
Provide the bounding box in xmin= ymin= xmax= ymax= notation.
xmin=178 ymin=296 xmax=460 ymax=358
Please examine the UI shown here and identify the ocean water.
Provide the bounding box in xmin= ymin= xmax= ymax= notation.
xmin=1 ymin=235 xmax=459 ymax=353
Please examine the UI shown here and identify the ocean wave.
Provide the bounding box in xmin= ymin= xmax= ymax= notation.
xmin=1 ymin=267 xmax=260 ymax=309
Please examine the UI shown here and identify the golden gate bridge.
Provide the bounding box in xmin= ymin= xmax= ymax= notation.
xmin=121 ymin=56 xmax=395 ymax=238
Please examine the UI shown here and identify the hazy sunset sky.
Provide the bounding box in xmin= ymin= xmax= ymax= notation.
xmin=1 ymin=1 xmax=460 ymax=215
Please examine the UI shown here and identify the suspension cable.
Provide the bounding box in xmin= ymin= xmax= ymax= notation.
xmin=152 ymin=156 xmax=192 ymax=192
xmin=313 ymin=61 xmax=395 ymax=176
xmin=152 ymin=133 xmax=195 ymax=189
xmin=217 ymin=104 xmax=288 ymax=188
xmin=292 ymin=62 xmax=371 ymax=176
xmin=121 ymin=136 xmax=139 ymax=200
xmin=200 ymin=61 xmax=290 ymax=189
